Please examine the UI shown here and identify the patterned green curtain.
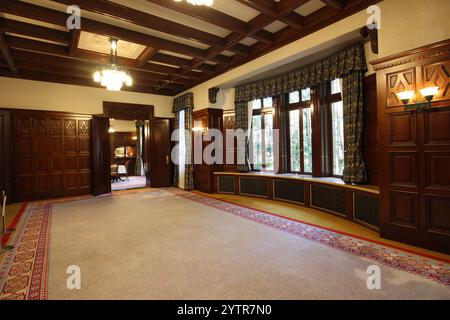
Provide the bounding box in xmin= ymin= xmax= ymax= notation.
xmin=184 ymin=108 xmax=194 ymax=190
xmin=342 ymin=71 xmax=366 ymax=184
xmin=235 ymin=43 xmax=366 ymax=102
xmin=235 ymin=101 xmax=251 ymax=172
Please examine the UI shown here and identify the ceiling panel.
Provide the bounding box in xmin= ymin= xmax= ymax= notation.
xmin=0 ymin=0 xmax=380 ymax=96
xmin=295 ymin=0 xmax=327 ymax=16
xmin=77 ymin=32 xmax=146 ymax=59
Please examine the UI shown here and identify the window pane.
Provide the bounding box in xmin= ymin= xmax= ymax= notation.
xmin=303 ymin=108 xmax=313 ymax=173
xmin=264 ymin=114 xmax=273 ymax=171
xmin=331 ymin=79 xmax=341 ymax=95
xmin=289 ymin=91 xmax=300 ymax=104
xmin=289 ymin=110 xmax=300 ymax=172
xmin=263 ymin=97 xmax=273 ymax=108
xmin=252 ymin=115 xmax=262 ymax=170
xmin=251 ymin=99 xmax=261 ymax=110
xmin=301 ymin=88 xmax=311 ymax=101
xmin=331 ymin=101 xmax=344 ymax=176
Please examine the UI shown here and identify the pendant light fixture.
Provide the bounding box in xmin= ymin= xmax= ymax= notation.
xmin=93 ymin=38 xmax=133 ymax=91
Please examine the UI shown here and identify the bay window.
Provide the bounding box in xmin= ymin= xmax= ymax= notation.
xmin=288 ymin=88 xmax=313 ymax=174
xmin=251 ymin=97 xmax=273 ymax=171
xmin=330 ymin=79 xmax=344 ymax=177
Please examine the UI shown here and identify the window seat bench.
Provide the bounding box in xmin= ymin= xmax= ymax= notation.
xmin=213 ymin=172 xmax=380 ymax=230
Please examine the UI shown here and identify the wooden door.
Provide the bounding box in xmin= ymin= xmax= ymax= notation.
xmin=148 ymin=119 xmax=172 ymax=187
xmin=0 ymin=111 xmax=11 ymax=202
xmin=92 ymin=116 xmax=111 ymax=196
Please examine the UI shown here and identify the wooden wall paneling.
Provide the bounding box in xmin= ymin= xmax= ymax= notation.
xmin=10 ymin=110 xmax=92 ymax=201
xmin=103 ymin=101 xmax=154 ymax=121
xmin=0 ymin=111 xmax=11 ymax=202
xmin=372 ymin=39 xmax=450 ymax=254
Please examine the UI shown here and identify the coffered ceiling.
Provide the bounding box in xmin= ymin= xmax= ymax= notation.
xmin=0 ymin=0 xmax=380 ymax=96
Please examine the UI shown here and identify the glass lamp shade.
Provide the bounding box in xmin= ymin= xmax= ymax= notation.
xmin=419 ymin=86 xmax=439 ymax=100
xmin=397 ymin=91 xmax=415 ymax=104
xmin=94 ymin=69 xmax=132 ymax=91
xmin=187 ymin=0 xmax=213 ymax=5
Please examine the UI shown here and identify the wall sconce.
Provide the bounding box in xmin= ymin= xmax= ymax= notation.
xmin=108 ymin=126 xmax=116 ymax=133
xmin=397 ymin=86 xmax=439 ymax=112
xmin=192 ymin=120 xmax=207 ymax=134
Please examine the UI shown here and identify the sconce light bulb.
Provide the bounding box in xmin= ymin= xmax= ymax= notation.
xmin=419 ymin=86 xmax=439 ymax=101
xmin=397 ymin=91 xmax=415 ymax=104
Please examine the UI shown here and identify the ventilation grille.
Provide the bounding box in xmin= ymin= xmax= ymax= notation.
xmin=239 ymin=178 xmax=268 ymax=197
xmin=311 ymin=185 xmax=346 ymax=215
xmin=273 ymin=179 xmax=305 ymax=204
xmin=217 ymin=176 xmax=235 ymax=194
xmin=354 ymin=193 xmax=380 ymax=228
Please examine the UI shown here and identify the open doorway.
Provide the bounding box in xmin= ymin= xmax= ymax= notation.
xmin=91 ymin=102 xmax=173 ymax=196
xmin=109 ymin=119 xmax=146 ymax=191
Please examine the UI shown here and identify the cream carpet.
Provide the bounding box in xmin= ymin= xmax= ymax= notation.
xmin=48 ymin=189 xmax=450 ymax=300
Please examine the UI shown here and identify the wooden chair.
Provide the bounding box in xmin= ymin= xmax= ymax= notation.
xmin=111 ymin=164 xmax=119 ymax=183
xmin=118 ymin=160 xmax=130 ymax=181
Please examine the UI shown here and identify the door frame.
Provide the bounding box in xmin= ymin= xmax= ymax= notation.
xmin=96 ymin=102 xmax=155 ymax=192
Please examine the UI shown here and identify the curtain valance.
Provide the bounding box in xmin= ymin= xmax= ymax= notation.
xmin=172 ymin=92 xmax=194 ymax=113
xmin=234 ymin=43 xmax=367 ymax=102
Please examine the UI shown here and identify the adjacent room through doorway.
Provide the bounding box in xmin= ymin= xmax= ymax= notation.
xmin=109 ymin=119 xmax=146 ymax=191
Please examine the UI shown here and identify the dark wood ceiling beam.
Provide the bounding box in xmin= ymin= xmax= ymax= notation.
xmin=12 ymin=52 xmax=185 ymax=91
xmin=0 ymin=18 xmax=69 ymax=45
xmin=173 ymin=0 xmax=382 ymax=95
xmin=145 ymin=0 xmax=248 ymax=34
xmin=321 ymin=0 xmax=345 ymax=10
xmin=0 ymin=0 xmax=230 ymax=64
xmin=277 ymin=0 xmax=310 ymax=16
xmin=51 ymin=0 xmax=249 ymax=56
xmin=135 ymin=46 xmax=159 ymax=68
xmin=236 ymin=0 xmax=304 ymax=29
xmin=6 ymin=36 xmax=196 ymax=86
xmin=0 ymin=30 xmax=18 ymax=74
xmin=145 ymin=0 xmax=274 ymax=44
xmin=0 ymin=68 xmax=175 ymax=95
xmin=69 ymin=29 xmax=81 ymax=56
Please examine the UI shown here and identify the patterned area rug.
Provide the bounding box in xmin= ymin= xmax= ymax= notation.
xmin=111 ymin=176 xmax=147 ymax=191
xmin=0 ymin=188 xmax=449 ymax=300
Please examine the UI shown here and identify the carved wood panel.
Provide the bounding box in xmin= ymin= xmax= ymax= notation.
xmin=11 ymin=111 xmax=92 ymax=201
xmin=103 ymin=101 xmax=154 ymax=121
xmin=387 ymin=68 xmax=416 ymax=107
xmin=422 ymin=61 xmax=450 ymax=101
